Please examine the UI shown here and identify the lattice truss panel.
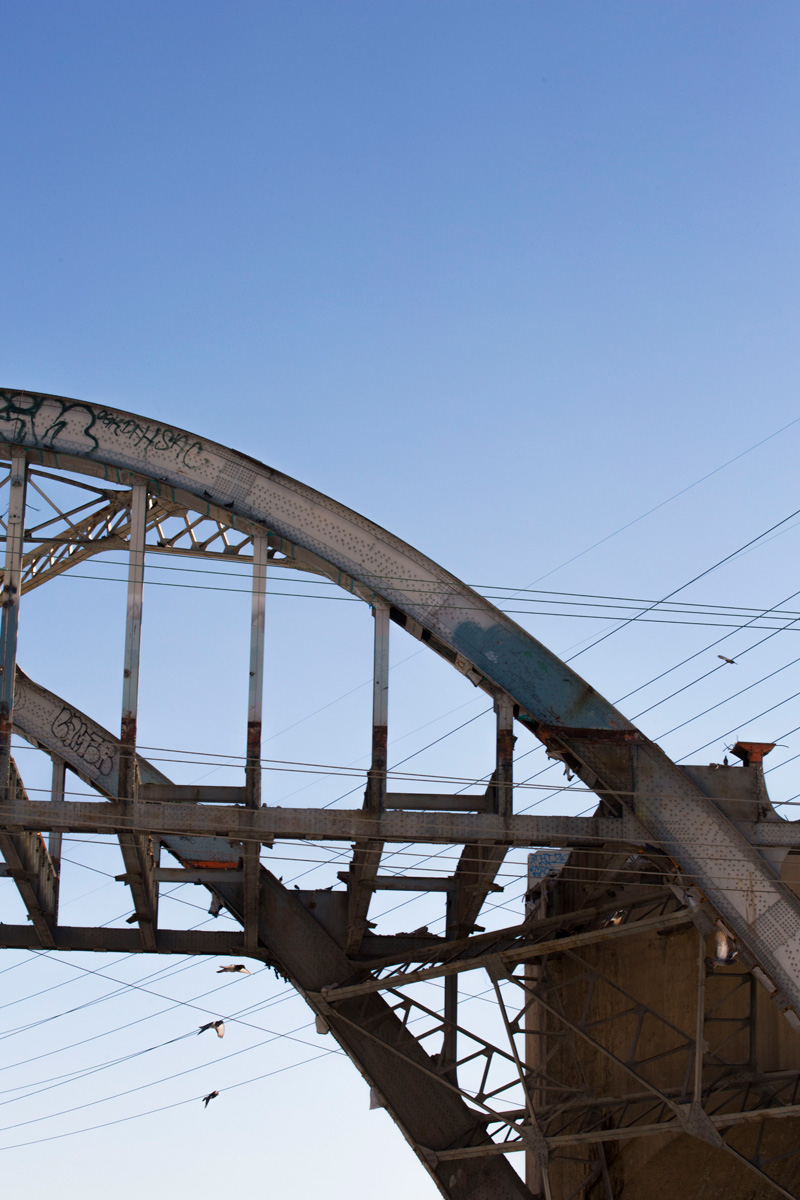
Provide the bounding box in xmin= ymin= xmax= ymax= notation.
xmin=1 ymin=393 xmax=800 ymax=1199
xmin=317 ymin=885 xmax=800 ymax=1199
xmin=4 ymin=462 xmax=310 ymax=595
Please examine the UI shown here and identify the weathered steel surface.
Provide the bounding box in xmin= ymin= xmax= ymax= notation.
xmin=210 ymin=868 xmax=534 ymax=1200
xmin=0 ymin=389 xmax=628 ymax=731
xmin=0 ymin=757 xmax=58 ymax=947
xmin=9 ymin=667 xmax=535 ymax=1197
xmin=5 ymin=390 xmax=800 ymax=1195
xmin=0 ymin=925 xmax=249 ymax=954
xmin=5 ymin=673 xmax=800 ymax=1196
xmin=546 ymin=731 xmax=800 ymax=1018
xmin=10 ymin=673 xmax=800 ymax=850
xmin=0 ymin=448 xmax=27 ymax=763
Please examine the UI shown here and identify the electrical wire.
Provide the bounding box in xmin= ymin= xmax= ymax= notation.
xmin=6 ymin=421 xmax=800 ymax=1151
xmin=35 ymin=564 xmax=800 ymax=633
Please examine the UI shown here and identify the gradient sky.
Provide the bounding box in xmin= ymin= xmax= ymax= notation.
xmin=1 ymin=3 xmax=799 ymax=1197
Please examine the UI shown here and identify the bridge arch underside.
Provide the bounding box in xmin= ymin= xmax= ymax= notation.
xmin=2 ymin=389 xmax=800 ymax=1198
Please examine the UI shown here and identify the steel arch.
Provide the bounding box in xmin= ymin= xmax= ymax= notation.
xmin=2 ymin=388 xmax=800 ymax=1198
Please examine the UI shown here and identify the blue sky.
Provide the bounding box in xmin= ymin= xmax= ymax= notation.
xmin=1 ymin=2 xmax=799 ymax=1196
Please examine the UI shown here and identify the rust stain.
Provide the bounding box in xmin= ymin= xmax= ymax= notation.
xmin=184 ymin=859 xmax=241 ymax=870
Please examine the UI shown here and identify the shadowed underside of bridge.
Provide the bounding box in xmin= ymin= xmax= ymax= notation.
xmin=2 ymin=388 xmax=800 ymax=1198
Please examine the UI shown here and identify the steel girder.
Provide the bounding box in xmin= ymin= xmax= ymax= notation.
xmin=1 ymin=389 xmax=800 ymax=1197
xmin=2 ymin=697 xmax=798 ymax=1195
xmin=11 ymin=670 xmax=800 ymax=854
xmin=8 ymin=677 xmax=532 ymax=1199
xmin=0 ymin=390 xmax=797 ymax=1008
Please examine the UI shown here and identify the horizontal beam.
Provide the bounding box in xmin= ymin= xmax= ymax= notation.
xmin=361 ymin=887 xmax=673 ymax=971
xmin=431 ymin=1101 xmax=800 ymax=1160
xmin=320 ymin=908 xmax=691 ymax=1001
xmin=0 ymin=924 xmax=253 ymax=956
xmin=1 ymin=797 xmax=796 ymax=849
xmin=117 ymin=867 xmax=244 ymax=884
xmin=346 ymin=874 xmax=457 ymax=892
xmin=140 ymin=784 xmax=246 ymax=803
xmin=0 ymin=799 xmax=646 ymax=845
xmin=383 ymin=793 xmax=492 ymax=812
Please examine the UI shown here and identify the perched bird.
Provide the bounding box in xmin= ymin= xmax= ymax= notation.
xmin=198 ymin=1020 xmax=225 ymax=1038
xmin=723 ymin=755 xmax=729 ymax=766
xmin=718 ymin=655 xmax=736 ymax=665
xmin=714 ymin=929 xmax=737 ymax=965
xmin=202 ymin=1090 xmax=219 ymax=1108
xmin=216 ymin=963 xmax=251 ymax=975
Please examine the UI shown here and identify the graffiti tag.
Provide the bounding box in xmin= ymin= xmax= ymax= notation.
xmin=0 ymin=391 xmax=99 ymax=452
xmin=52 ymin=707 xmax=115 ymax=778
xmin=95 ymin=410 xmax=208 ymax=469
xmin=528 ymin=849 xmax=570 ymax=880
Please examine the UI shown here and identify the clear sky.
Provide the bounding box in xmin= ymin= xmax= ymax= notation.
xmin=1 ymin=3 xmax=799 ymax=1197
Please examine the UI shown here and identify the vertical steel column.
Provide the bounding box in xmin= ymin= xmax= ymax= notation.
xmin=0 ymin=448 xmax=27 ymax=798
xmin=243 ymin=533 xmax=267 ymax=949
xmin=346 ymin=602 xmax=390 ymax=953
xmin=119 ymin=481 xmax=147 ymax=798
xmin=48 ymin=756 xmax=65 ymax=874
xmin=442 ymin=890 xmax=458 ymax=1078
xmin=366 ymin=602 xmax=390 ymax=812
xmin=117 ymin=482 xmax=157 ymax=948
xmin=495 ymin=698 xmax=515 ymax=818
xmin=526 ymin=865 xmax=548 ymax=1197
xmin=0 ymin=456 xmax=58 ymax=948
xmin=245 ymin=533 xmax=267 ymax=809
xmin=694 ymin=926 xmax=707 ymax=1102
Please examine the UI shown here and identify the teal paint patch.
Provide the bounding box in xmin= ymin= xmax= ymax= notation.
xmin=450 ymin=619 xmax=630 ymax=730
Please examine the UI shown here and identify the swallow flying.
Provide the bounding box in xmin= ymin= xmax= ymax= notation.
xmin=198 ymin=1020 xmax=225 ymax=1038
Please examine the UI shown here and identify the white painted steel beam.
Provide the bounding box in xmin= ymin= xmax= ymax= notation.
xmin=3 ymin=391 xmax=800 ymax=1030
xmin=117 ymin=480 xmax=157 ymax=946
xmin=11 ymin=668 xmax=800 ymax=850
xmin=0 ymin=447 xmax=27 ymax=785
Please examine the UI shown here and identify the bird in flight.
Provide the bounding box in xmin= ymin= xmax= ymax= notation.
xmin=216 ymin=963 xmax=251 ymax=975
xmin=718 ymin=655 xmax=736 ymax=665
xmin=198 ymin=1020 xmax=225 ymax=1038
xmin=202 ymin=1090 xmax=220 ymax=1108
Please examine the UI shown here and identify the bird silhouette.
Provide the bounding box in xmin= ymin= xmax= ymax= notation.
xmin=198 ymin=1020 xmax=225 ymax=1038
xmin=202 ymin=1090 xmax=219 ymax=1108
xmin=718 ymin=655 xmax=736 ymax=665
xmin=216 ymin=963 xmax=251 ymax=975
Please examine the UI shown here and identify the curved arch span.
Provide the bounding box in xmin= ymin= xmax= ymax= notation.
xmin=3 ymin=388 xmax=800 ymax=1029
xmin=0 ymin=388 xmax=627 ymax=733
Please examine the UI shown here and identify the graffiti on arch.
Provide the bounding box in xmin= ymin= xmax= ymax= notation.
xmin=0 ymin=390 xmax=100 ymax=453
xmin=51 ymin=706 xmax=116 ymax=780
xmin=94 ymin=409 xmax=209 ymax=470
xmin=0 ymin=391 xmax=211 ymax=472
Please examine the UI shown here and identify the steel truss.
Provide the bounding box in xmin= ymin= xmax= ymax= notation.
xmin=0 ymin=389 xmax=800 ymax=1197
